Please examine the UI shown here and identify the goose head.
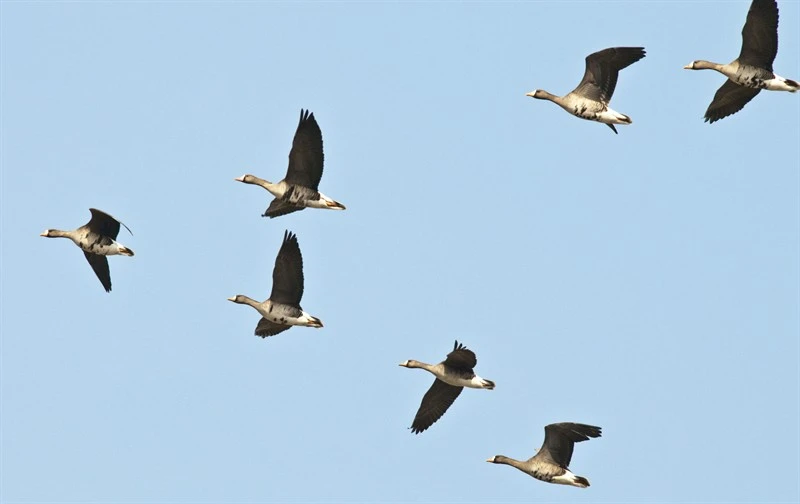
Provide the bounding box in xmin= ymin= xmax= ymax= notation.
xmin=227 ymin=295 xmax=249 ymax=304
xmin=234 ymin=174 xmax=269 ymax=185
xmin=525 ymin=90 xmax=550 ymax=100
xmin=683 ymin=60 xmax=718 ymax=70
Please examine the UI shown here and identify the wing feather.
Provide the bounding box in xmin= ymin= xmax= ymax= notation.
xmin=269 ymin=230 xmax=305 ymax=306
xmin=285 ymin=110 xmax=324 ymax=190
xmin=410 ymin=379 xmax=463 ymax=434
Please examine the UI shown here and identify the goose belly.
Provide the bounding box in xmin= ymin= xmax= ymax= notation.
xmin=732 ymin=67 xmax=775 ymax=89
xmin=78 ymin=233 xmax=124 ymax=256
xmin=258 ymin=304 xmax=315 ymax=327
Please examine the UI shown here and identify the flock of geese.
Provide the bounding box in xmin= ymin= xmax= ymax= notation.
xmin=39 ymin=0 xmax=796 ymax=490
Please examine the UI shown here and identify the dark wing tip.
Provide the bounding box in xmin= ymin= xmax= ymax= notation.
xmin=283 ymin=229 xmax=298 ymax=245
xmin=547 ymin=422 xmax=603 ymax=441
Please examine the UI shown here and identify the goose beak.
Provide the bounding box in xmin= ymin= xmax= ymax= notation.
xmin=683 ymin=63 xmax=693 ymax=70
xmin=226 ymin=296 xmax=236 ymax=302
xmin=485 ymin=457 xmax=495 ymax=463
xmin=233 ymin=175 xmax=245 ymax=182
xmin=39 ymin=231 xmax=47 ymax=237
xmin=326 ymin=201 xmax=346 ymax=210
xmin=525 ymin=91 xmax=535 ymax=98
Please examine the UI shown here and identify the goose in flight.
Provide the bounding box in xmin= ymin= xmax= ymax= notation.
xmin=684 ymin=0 xmax=798 ymax=123
xmin=228 ymin=230 xmax=323 ymax=338
xmin=400 ymin=341 xmax=495 ymax=434
xmin=526 ymin=47 xmax=646 ymax=134
xmin=235 ymin=109 xmax=346 ymax=218
xmin=40 ymin=208 xmax=134 ymax=292
xmin=486 ymin=422 xmax=601 ymax=488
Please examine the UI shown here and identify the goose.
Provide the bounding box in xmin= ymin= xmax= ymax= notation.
xmin=235 ymin=109 xmax=346 ymax=218
xmin=526 ymin=47 xmax=646 ymax=134
xmin=40 ymin=208 xmax=134 ymax=292
xmin=684 ymin=0 xmax=798 ymax=123
xmin=228 ymin=230 xmax=322 ymax=338
xmin=486 ymin=422 xmax=601 ymax=488
xmin=400 ymin=340 xmax=495 ymax=434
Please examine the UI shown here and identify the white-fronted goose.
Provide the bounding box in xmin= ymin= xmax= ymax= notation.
xmin=486 ymin=423 xmax=602 ymax=488
xmin=40 ymin=208 xmax=134 ymax=292
xmin=235 ymin=109 xmax=346 ymax=218
xmin=400 ymin=340 xmax=495 ymax=434
xmin=228 ymin=230 xmax=322 ymax=338
xmin=526 ymin=47 xmax=646 ymax=134
xmin=685 ymin=0 xmax=798 ymax=123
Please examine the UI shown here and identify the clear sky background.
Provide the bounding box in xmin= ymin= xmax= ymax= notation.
xmin=1 ymin=1 xmax=798 ymax=502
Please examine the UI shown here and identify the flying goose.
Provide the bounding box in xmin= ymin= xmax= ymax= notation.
xmin=228 ymin=230 xmax=322 ymax=338
xmin=526 ymin=47 xmax=646 ymax=133
xmin=40 ymin=208 xmax=134 ymax=292
xmin=235 ymin=109 xmax=346 ymax=218
xmin=684 ymin=0 xmax=798 ymax=123
xmin=486 ymin=423 xmax=601 ymax=488
xmin=400 ymin=340 xmax=495 ymax=434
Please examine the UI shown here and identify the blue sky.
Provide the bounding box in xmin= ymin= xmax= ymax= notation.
xmin=1 ymin=1 xmax=798 ymax=502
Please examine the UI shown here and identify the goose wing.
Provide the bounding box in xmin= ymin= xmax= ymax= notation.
xmin=285 ymin=109 xmax=324 ymax=191
xmin=263 ymin=198 xmax=304 ymax=219
xmin=254 ymin=318 xmax=291 ymax=338
xmin=410 ymin=379 xmax=463 ymax=434
xmin=533 ymin=423 xmax=602 ymax=468
xmin=83 ymin=252 xmax=112 ymax=292
xmin=442 ymin=340 xmax=477 ymax=370
xmin=572 ymin=47 xmax=646 ymax=103
xmin=270 ymin=230 xmax=304 ymax=306
xmin=704 ymin=80 xmax=761 ymax=123
xmin=87 ymin=208 xmax=132 ymax=239
xmin=738 ymin=0 xmax=778 ymax=70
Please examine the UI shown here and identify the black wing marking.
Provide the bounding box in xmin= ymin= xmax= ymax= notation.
xmin=410 ymin=379 xmax=463 ymax=434
xmin=263 ymin=198 xmax=305 ymax=219
xmin=87 ymin=208 xmax=132 ymax=239
xmin=704 ymin=80 xmax=761 ymax=123
xmin=442 ymin=340 xmax=477 ymax=370
xmin=535 ymin=423 xmax=602 ymax=468
xmin=254 ymin=318 xmax=291 ymax=338
xmin=285 ymin=109 xmax=325 ymax=191
xmin=83 ymin=251 xmax=112 ymax=292
xmin=573 ymin=47 xmax=646 ymax=103
xmin=269 ymin=230 xmax=305 ymax=306
xmin=738 ymin=0 xmax=779 ymax=70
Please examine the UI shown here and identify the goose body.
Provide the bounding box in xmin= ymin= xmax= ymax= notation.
xmin=40 ymin=208 xmax=134 ymax=292
xmin=487 ymin=423 xmax=601 ymax=488
xmin=527 ymin=47 xmax=645 ymax=134
xmin=228 ymin=230 xmax=323 ymax=338
xmin=236 ymin=109 xmax=345 ymax=218
xmin=685 ymin=0 xmax=798 ymax=123
xmin=400 ymin=341 xmax=495 ymax=434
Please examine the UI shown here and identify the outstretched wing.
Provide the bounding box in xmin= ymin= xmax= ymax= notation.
xmin=704 ymin=80 xmax=761 ymax=123
xmin=534 ymin=423 xmax=602 ymax=468
xmin=254 ymin=318 xmax=291 ymax=338
xmin=263 ymin=198 xmax=305 ymax=219
xmin=738 ymin=0 xmax=778 ymax=70
xmin=270 ymin=230 xmax=305 ymax=306
xmin=83 ymin=252 xmax=112 ymax=292
xmin=87 ymin=208 xmax=132 ymax=239
xmin=410 ymin=379 xmax=463 ymax=434
xmin=285 ymin=109 xmax=325 ymax=190
xmin=572 ymin=47 xmax=646 ymax=103
xmin=442 ymin=340 xmax=477 ymax=370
